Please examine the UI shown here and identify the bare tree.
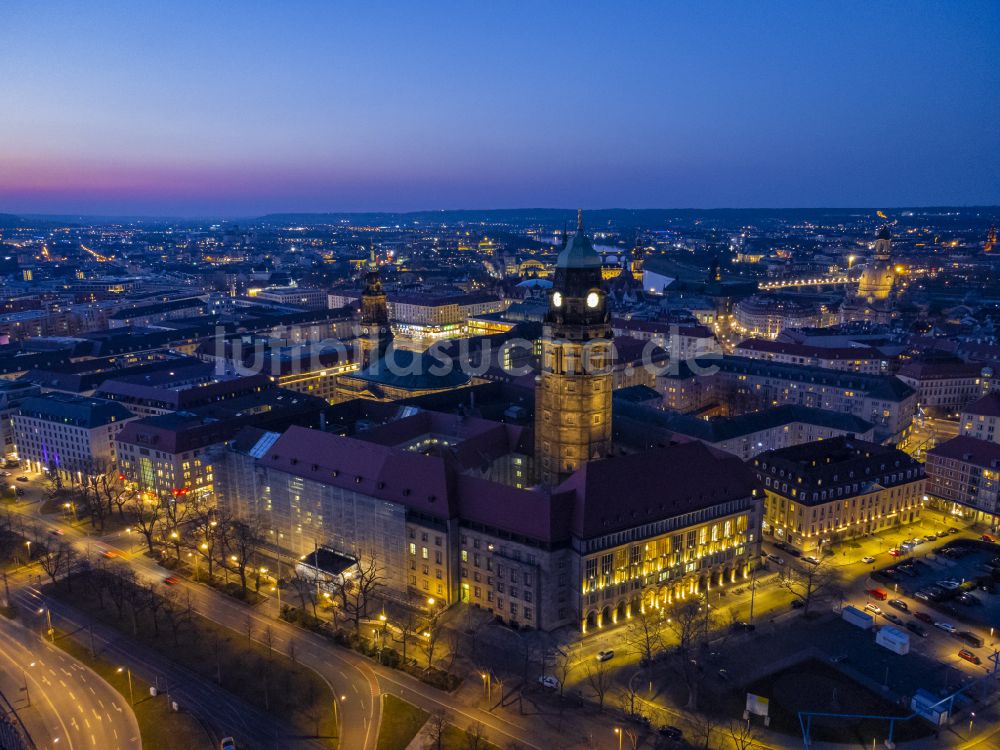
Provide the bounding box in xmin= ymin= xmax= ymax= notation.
xmin=553 ymin=652 xmax=575 ymax=698
xmin=188 ymin=505 xmax=229 ymax=581
xmin=424 ymin=710 xmax=447 ymax=750
xmin=727 ymin=719 xmax=761 ymax=750
xmin=689 ymin=712 xmax=721 ymax=750
xmin=464 ymin=721 xmax=489 ymax=750
xmin=778 ymin=559 xmax=839 ymax=616
xmin=625 ymin=606 xmax=663 ymax=665
xmin=666 ymin=596 xmax=715 ymax=710
xmin=289 ymin=572 xmax=319 ymax=618
xmin=332 ymin=553 xmax=386 ymax=633
xmin=36 ymin=538 xmax=79 ymax=586
xmin=125 ymin=492 xmax=164 ymax=554
xmin=225 ymin=516 xmax=264 ymax=598
xmin=585 ymin=659 xmax=613 ymax=710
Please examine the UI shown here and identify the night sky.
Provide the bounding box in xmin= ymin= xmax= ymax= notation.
xmin=1 ymin=1 xmax=998 ymax=216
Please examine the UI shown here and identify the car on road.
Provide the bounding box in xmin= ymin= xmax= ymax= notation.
xmin=888 ymin=548 xmax=902 ymax=557
xmin=958 ymin=649 xmax=982 ymax=665
xmin=861 ymin=556 xmax=875 ymax=564
xmin=596 ymin=650 xmax=615 ymax=662
xmin=15 ymin=476 xmax=27 ymax=482
xmin=935 ymin=622 xmax=957 ymax=634
xmin=947 ymin=527 xmax=959 ymax=534
xmin=48 ymin=528 xmax=65 ymax=536
xmin=959 ymin=631 xmax=985 ymax=648
xmin=537 ymin=675 xmax=560 ymax=690
xmin=983 ymin=534 xmax=996 ymax=543
xmin=888 ymin=599 xmax=909 ymax=612
xmin=767 ymin=554 xmax=785 ymax=565
xmin=163 ymin=575 xmax=180 ymax=586
xmin=790 ymin=599 xmax=805 ymax=609
xmin=906 ymin=622 xmax=928 ymax=638
xmin=220 ymin=738 xmax=236 ymax=750
xmin=658 ymin=726 xmax=683 ymax=740
xmin=97 ymin=547 xmax=118 ymax=559
xmin=864 ymin=603 xmax=882 ymax=616
xmin=914 ymin=611 xmax=934 ymax=624
xmin=883 ymin=613 xmax=903 ymax=625
xmin=732 ymin=621 xmax=756 ymax=632
xmin=802 ymin=555 xmax=820 ymax=565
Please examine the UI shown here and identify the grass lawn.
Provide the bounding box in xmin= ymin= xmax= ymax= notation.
xmin=377 ymin=694 xmax=429 ymax=750
xmin=55 ymin=628 xmax=213 ymax=750
xmin=739 ymin=658 xmax=933 ymax=744
xmin=50 ymin=569 xmax=337 ymax=746
xmin=440 ymin=723 xmax=502 ymax=750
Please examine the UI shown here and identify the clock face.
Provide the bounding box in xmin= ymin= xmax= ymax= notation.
xmin=552 ymin=291 xmax=563 ymax=307
xmin=586 ymin=291 xmax=600 ymax=308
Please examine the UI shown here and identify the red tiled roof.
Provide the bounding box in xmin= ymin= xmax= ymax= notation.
xmin=556 ymin=441 xmax=759 ymax=538
xmin=928 ymin=435 xmax=1000 ymax=468
xmin=963 ymin=393 xmax=1000 ymax=418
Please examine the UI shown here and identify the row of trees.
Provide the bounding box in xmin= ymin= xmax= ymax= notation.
xmin=44 ymin=466 xmax=269 ymax=600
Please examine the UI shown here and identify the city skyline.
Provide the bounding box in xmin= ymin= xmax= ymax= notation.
xmin=2 ymin=1 xmax=999 ymax=216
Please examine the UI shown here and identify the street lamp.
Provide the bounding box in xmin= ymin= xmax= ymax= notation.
xmin=116 ymin=666 xmax=134 ymax=706
xmin=614 ymin=727 xmax=622 ymax=750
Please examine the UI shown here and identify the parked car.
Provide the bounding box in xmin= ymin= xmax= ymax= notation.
xmin=48 ymin=528 xmax=65 ymax=536
xmin=220 ymin=738 xmax=236 ymax=750
xmin=948 ymin=527 xmax=959 ymax=534
xmin=925 ymin=534 xmax=937 ymax=541
xmin=957 ymin=593 xmax=981 ymax=606
xmin=732 ymin=621 xmax=756 ymax=632
xmin=937 ymin=580 xmax=961 ymax=590
xmin=802 ymin=555 xmax=820 ymax=565
xmin=14 ymin=488 xmax=24 ymax=497
xmin=888 ymin=599 xmax=909 ymax=612
xmin=15 ymin=476 xmax=28 ymax=482
xmin=983 ymin=534 xmax=996 ymax=543
xmin=538 ymin=675 xmax=560 ymax=690
xmin=914 ymin=591 xmax=930 ymax=601
xmin=884 ymin=613 xmax=903 ymax=625
xmin=888 ymin=548 xmax=902 ymax=557
xmin=914 ymin=611 xmax=934 ymax=624
xmin=790 ymin=599 xmax=805 ymax=609
xmin=767 ymin=554 xmax=785 ymax=565
xmin=959 ymin=631 xmax=985 ymax=648
xmin=864 ymin=603 xmax=882 ymax=616
xmin=935 ymin=622 xmax=957 ymax=634
xmin=658 ymin=726 xmax=683 ymax=740
xmin=958 ymin=649 xmax=982 ymax=665
xmin=861 ymin=556 xmax=876 ymax=564
xmin=905 ymin=622 xmax=928 ymax=638
xmin=596 ymin=650 xmax=615 ymax=662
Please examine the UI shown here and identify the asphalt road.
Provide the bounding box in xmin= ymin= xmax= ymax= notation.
xmin=0 ymin=613 xmax=140 ymax=750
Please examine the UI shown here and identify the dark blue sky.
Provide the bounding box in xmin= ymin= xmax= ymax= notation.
xmin=1 ymin=1 xmax=997 ymax=215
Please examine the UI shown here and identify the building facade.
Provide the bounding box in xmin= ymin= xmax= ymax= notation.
xmin=754 ymin=436 xmax=924 ymax=553
xmin=13 ymin=393 xmax=135 ymax=481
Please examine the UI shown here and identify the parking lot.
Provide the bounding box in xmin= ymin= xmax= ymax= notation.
xmin=871 ymin=537 xmax=1000 ymax=634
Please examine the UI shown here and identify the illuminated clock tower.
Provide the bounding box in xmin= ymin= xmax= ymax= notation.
xmin=535 ymin=210 xmax=613 ymax=486
xmin=359 ymin=243 xmax=392 ymax=368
